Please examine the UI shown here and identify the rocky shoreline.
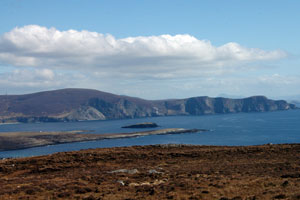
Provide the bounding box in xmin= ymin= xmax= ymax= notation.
xmin=0 ymin=128 xmax=205 ymax=151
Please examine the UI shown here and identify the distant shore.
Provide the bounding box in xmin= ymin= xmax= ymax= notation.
xmin=0 ymin=122 xmax=20 ymax=125
xmin=0 ymin=128 xmax=204 ymax=151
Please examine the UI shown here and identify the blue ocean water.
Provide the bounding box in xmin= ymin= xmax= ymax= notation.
xmin=0 ymin=109 xmax=299 ymax=158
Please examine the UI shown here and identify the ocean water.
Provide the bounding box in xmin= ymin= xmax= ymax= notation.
xmin=0 ymin=109 xmax=300 ymax=158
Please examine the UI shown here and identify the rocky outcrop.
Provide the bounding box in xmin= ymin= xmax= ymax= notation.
xmin=65 ymin=106 xmax=106 ymax=121
xmin=0 ymin=88 xmax=297 ymax=123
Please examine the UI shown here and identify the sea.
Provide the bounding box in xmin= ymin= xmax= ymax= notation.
xmin=0 ymin=109 xmax=300 ymax=158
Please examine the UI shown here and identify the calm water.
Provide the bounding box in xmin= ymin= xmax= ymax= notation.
xmin=0 ymin=110 xmax=300 ymax=158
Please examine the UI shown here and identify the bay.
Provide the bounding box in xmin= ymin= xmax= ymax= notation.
xmin=0 ymin=109 xmax=300 ymax=158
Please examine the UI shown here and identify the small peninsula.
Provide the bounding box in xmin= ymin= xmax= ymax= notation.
xmin=0 ymin=128 xmax=203 ymax=151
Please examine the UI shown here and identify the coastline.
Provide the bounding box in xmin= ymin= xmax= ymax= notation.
xmin=0 ymin=122 xmax=20 ymax=125
xmin=0 ymin=128 xmax=205 ymax=151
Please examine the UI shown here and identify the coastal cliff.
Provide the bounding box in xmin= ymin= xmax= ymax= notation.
xmin=0 ymin=88 xmax=296 ymax=123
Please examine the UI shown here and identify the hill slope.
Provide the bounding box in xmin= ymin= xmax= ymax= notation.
xmin=0 ymin=88 xmax=296 ymax=123
xmin=1 ymin=144 xmax=300 ymax=199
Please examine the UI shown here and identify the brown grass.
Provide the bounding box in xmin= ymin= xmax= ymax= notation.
xmin=0 ymin=144 xmax=300 ymax=199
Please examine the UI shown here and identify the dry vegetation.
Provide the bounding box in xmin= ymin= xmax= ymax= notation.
xmin=0 ymin=144 xmax=300 ymax=200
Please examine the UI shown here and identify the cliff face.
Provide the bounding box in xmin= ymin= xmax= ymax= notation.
xmin=0 ymin=88 xmax=296 ymax=123
xmin=184 ymin=96 xmax=294 ymax=114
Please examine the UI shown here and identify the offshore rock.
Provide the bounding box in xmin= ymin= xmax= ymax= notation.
xmin=122 ymin=122 xmax=159 ymax=128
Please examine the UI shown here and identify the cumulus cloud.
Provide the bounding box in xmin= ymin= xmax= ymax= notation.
xmin=1 ymin=25 xmax=294 ymax=98
xmin=0 ymin=68 xmax=58 ymax=87
xmin=0 ymin=25 xmax=287 ymax=79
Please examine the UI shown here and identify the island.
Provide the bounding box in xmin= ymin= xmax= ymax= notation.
xmin=122 ymin=122 xmax=159 ymax=128
xmin=0 ymin=128 xmax=205 ymax=151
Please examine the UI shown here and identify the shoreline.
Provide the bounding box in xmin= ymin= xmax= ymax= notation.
xmin=0 ymin=122 xmax=20 ymax=125
xmin=0 ymin=109 xmax=298 ymax=125
xmin=0 ymin=128 xmax=205 ymax=152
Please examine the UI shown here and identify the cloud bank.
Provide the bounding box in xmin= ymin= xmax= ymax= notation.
xmin=0 ymin=25 xmax=286 ymax=79
xmin=0 ymin=25 xmax=294 ymax=99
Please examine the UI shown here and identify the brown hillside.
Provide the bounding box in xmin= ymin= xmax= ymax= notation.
xmin=0 ymin=144 xmax=300 ymax=199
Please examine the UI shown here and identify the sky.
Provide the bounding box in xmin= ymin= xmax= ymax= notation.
xmin=0 ymin=0 xmax=299 ymax=100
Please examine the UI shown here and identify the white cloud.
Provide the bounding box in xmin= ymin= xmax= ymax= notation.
xmin=1 ymin=25 xmax=297 ymax=99
xmin=0 ymin=66 xmax=299 ymax=99
xmin=0 ymin=25 xmax=287 ymax=79
xmin=35 ymin=68 xmax=55 ymax=80
xmin=0 ymin=68 xmax=64 ymax=89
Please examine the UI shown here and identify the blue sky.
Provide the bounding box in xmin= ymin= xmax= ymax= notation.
xmin=0 ymin=0 xmax=299 ymax=100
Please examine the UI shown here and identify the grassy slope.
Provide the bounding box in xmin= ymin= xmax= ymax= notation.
xmin=0 ymin=144 xmax=299 ymax=199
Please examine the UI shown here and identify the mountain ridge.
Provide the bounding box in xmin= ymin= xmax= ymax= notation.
xmin=0 ymin=88 xmax=296 ymax=123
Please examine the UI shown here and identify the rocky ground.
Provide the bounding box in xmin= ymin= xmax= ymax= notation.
xmin=0 ymin=144 xmax=300 ymax=200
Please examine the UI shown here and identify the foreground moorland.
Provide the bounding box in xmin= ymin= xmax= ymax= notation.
xmin=0 ymin=144 xmax=300 ymax=199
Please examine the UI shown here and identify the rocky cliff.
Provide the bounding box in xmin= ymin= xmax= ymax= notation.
xmin=0 ymin=88 xmax=296 ymax=123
